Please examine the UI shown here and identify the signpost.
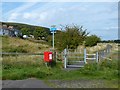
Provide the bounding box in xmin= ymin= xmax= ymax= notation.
xmin=50 ymin=27 xmax=57 ymax=50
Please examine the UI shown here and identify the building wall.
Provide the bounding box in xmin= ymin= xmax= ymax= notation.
xmin=0 ymin=29 xmax=3 ymax=35
xmin=0 ymin=25 xmax=22 ymax=37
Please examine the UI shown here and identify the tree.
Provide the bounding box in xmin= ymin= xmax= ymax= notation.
xmin=54 ymin=24 xmax=89 ymax=50
xmin=85 ymin=35 xmax=101 ymax=47
xmin=21 ymin=27 xmax=30 ymax=35
xmin=33 ymin=27 xmax=49 ymax=40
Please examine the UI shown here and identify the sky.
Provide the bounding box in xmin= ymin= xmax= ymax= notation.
xmin=1 ymin=0 xmax=119 ymax=40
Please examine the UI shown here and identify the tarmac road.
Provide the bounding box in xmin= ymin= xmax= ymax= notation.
xmin=2 ymin=78 xmax=50 ymax=88
xmin=1 ymin=78 xmax=118 ymax=89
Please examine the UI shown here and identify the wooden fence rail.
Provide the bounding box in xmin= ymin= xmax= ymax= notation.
xmin=1 ymin=52 xmax=43 ymax=55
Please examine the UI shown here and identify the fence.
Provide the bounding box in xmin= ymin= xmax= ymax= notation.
xmin=63 ymin=44 xmax=112 ymax=68
xmin=1 ymin=52 xmax=44 ymax=65
xmin=1 ymin=44 xmax=112 ymax=69
xmin=98 ymin=44 xmax=112 ymax=61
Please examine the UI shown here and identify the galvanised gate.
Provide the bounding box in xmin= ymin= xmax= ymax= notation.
xmin=63 ymin=45 xmax=112 ymax=69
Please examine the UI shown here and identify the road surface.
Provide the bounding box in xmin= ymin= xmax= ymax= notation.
xmin=2 ymin=78 xmax=50 ymax=88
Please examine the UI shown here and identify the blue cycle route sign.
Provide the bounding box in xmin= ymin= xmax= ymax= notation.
xmin=50 ymin=27 xmax=57 ymax=32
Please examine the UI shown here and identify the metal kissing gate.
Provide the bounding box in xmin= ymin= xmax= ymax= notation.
xmin=63 ymin=45 xmax=112 ymax=68
xmin=63 ymin=48 xmax=99 ymax=69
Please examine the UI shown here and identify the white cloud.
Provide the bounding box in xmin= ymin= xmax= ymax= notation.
xmin=5 ymin=2 xmax=37 ymax=17
xmin=39 ymin=12 xmax=48 ymax=21
xmin=2 ymin=2 xmax=118 ymax=40
xmin=5 ymin=2 xmax=38 ymax=22
xmin=8 ymin=13 xmax=20 ymax=21
xmin=23 ymin=13 xmax=31 ymax=19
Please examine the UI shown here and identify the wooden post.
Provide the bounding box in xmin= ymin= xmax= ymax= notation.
xmin=55 ymin=51 xmax=57 ymax=62
xmin=64 ymin=49 xmax=67 ymax=68
xmin=84 ymin=48 xmax=87 ymax=64
xmin=96 ymin=52 xmax=98 ymax=63
xmin=108 ymin=48 xmax=109 ymax=54
xmin=15 ymin=52 xmax=17 ymax=60
xmin=103 ymin=50 xmax=105 ymax=57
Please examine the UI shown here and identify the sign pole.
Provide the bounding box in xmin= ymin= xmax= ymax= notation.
xmin=52 ymin=31 xmax=54 ymax=50
xmin=50 ymin=27 xmax=56 ymax=50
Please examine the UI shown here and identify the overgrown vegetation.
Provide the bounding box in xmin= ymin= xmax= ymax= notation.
xmin=85 ymin=35 xmax=101 ymax=47
xmin=2 ymin=55 xmax=118 ymax=80
xmin=80 ymin=60 xmax=118 ymax=80
xmin=2 ymin=36 xmax=50 ymax=53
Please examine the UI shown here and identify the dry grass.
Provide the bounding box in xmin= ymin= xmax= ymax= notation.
xmin=2 ymin=55 xmax=44 ymax=66
xmin=76 ymin=43 xmax=118 ymax=53
xmin=2 ymin=36 xmax=51 ymax=53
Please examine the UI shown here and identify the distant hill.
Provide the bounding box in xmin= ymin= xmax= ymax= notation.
xmin=1 ymin=22 xmax=51 ymax=40
xmin=1 ymin=22 xmax=49 ymax=31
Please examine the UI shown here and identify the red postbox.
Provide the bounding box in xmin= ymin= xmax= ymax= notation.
xmin=44 ymin=52 xmax=52 ymax=62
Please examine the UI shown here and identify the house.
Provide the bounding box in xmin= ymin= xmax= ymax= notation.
xmin=0 ymin=25 xmax=3 ymax=35
xmin=0 ymin=24 xmax=22 ymax=37
xmin=0 ymin=24 xmax=9 ymax=35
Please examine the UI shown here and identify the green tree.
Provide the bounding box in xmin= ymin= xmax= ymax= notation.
xmin=21 ymin=27 xmax=30 ymax=35
xmin=33 ymin=27 xmax=49 ymax=40
xmin=53 ymin=24 xmax=89 ymax=51
xmin=85 ymin=35 xmax=101 ymax=47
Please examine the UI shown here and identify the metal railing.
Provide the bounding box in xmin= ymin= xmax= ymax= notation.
xmin=63 ymin=44 xmax=112 ymax=68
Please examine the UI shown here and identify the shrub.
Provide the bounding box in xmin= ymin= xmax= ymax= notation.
xmin=99 ymin=59 xmax=118 ymax=70
xmin=80 ymin=63 xmax=99 ymax=75
xmin=85 ymin=35 xmax=101 ymax=47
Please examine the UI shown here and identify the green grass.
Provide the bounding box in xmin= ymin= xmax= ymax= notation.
xmin=1 ymin=36 xmax=119 ymax=88
xmin=2 ymin=49 xmax=119 ymax=80
xmin=2 ymin=56 xmax=118 ymax=80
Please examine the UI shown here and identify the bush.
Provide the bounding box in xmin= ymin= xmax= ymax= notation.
xmin=80 ymin=63 xmax=99 ymax=75
xmin=80 ymin=59 xmax=118 ymax=80
xmin=99 ymin=59 xmax=118 ymax=70
xmin=85 ymin=35 xmax=101 ymax=47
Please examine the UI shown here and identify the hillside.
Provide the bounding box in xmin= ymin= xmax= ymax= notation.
xmin=1 ymin=36 xmax=51 ymax=53
xmin=1 ymin=22 xmax=50 ymax=31
xmin=1 ymin=22 xmax=52 ymax=40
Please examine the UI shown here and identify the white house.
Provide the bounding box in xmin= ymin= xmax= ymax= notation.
xmin=0 ymin=24 xmax=22 ymax=37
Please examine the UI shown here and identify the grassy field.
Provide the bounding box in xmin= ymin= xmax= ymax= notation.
xmin=2 ymin=52 xmax=118 ymax=80
xmin=1 ymin=36 xmax=119 ymax=88
xmin=1 ymin=36 xmax=50 ymax=53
